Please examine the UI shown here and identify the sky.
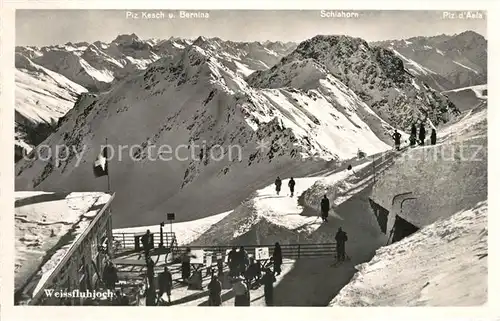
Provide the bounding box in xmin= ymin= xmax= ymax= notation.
xmin=16 ymin=10 xmax=487 ymax=46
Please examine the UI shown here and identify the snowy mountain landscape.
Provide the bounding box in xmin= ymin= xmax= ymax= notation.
xmin=15 ymin=25 xmax=487 ymax=306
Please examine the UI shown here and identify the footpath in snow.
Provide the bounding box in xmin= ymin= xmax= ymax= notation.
xmin=115 ymin=149 xmax=402 ymax=306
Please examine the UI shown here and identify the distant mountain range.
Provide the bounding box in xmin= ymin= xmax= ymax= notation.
xmin=14 ymin=31 xmax=481 ymax=227
xmin=372 ymin=30 xmax=486 ymax=92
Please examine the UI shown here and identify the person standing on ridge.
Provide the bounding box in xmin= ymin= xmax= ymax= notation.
xmin=419 ymin=123 xmax=426 ymax=146
xmin=275 ymin=176 xmax=282 ymax=195
xmin=288 ymin=177 xmax=296 ymax=197
xmin=335 ymin=227 xmax=348 ymax=262
xmin=392 ymin=129 xmax=402 ymax=151
xmin=409 ymin=124 xmax=417 ymax=147
xmin=320 ymin=195 xmax=330 ymax=223
xmin=411 ymin=124 xmax=417 ymax=138
xmin=431 ymin=128 xmax=437 ymax=145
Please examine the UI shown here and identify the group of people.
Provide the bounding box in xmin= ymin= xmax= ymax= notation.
xmin=392 ymin=123 xmax=437 ymax=150
xmin=219 ymin=243 xmax=282 ymax=306
xmin=274 ymin=177 xmax=295 ymax=196
xmin=141 ymin=241 xmax=283 ymax=306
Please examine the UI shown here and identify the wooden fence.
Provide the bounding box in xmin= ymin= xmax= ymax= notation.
xmin=112 ymin=232 xmax=337 ymax=260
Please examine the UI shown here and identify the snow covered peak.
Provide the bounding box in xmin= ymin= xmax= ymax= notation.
xmin=372 ymin=31 xmax=487 ymax=91
xmin=112 ymin=33 xmax=141 ymax=45
xmin=193 ymin=36 xmax=209 ymax=46
xmin=249 ymin=35 xmax=458 ymax=130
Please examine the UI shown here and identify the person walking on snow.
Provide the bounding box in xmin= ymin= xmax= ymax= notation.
xmin=335 ymin=227 xmax=348 ymax=262
xmin=275 ymin=177 xmax=282 ymax=195
xmin=419 ymin=123 xmax=426 ymax=146
xmin=320 ymin=195 xmax=330 ymax=222
xmin=431 ymin=128 xmax=437 ymax=145
xmin=288 ymin=177 xmax=296 ymax=197
xmin=392 ymin=129 xmax=402 ymax=151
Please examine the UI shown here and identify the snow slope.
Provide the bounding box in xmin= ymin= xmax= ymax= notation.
xmin=372 ymin=31 xmax=487 ymax=90
xmin=15 ymin=54 xmax=88 ymax=158
xmin=370 ymin=105 xmax=486 ymax=230
xmin=15 ymin=191 xmax=112 ymax=303
xmin=249 ymin=35 xmax=459 ymax=131
xmin=442 ymin=84 xmax=487 ymax=112
xmin=15 ymin=40 xmax=392 ymax=229
xmin=330 ymin=200 xmax=487 ymax=306
xmin=328 ymin=105 xmax=487 ymax=306
xmin=14 ymin=36 xmax=296 ymax=159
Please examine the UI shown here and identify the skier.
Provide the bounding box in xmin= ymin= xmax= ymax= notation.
xmin=320 ymin=195 xmax=330 ymax=222
xmin=157 ymin=266 xmax=173 ymax=304
xmin=392 ymin=129 xmax=402 ymax=151
xmin=275 ymin=176 xmax=282 ymax=195
xmin=335 ymin=227 xmax=348 ymax=262
xmin=207 ymin=274 xmax=222 ymax=306
xmin=261 ymin=268 xmax=276 ymax=306
xmin=272 ymin=242 xmax=283 ymax=276
xmin=431 ymin=128 xmax=437 ymax=145
xmin=288 ymin=177 xmax=296 ymax=197
xmin=419 ymin=123 xmax=426 ymax=146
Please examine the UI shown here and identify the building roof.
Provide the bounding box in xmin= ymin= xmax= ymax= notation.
xmin=15 ymin=191 xmax=113 ymax=303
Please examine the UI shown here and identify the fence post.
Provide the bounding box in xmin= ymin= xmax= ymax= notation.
xmin=122 ymin=233 xmax=125 ymax=248
xmin=298 ymin=244 xmax=301 ymax=259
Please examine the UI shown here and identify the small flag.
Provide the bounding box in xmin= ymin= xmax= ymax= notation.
xmin=93 ymin=146 xmax=109 ymax=177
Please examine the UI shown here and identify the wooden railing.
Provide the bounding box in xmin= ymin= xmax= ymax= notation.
xmin=112 ymin=232 xmax=336 ymax=259
xmin=113 ymin=232 xmax=177 ymax=252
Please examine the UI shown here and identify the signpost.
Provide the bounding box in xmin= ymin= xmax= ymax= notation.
xmin=166 ymin=213 xmax=175 ymax=234
xmin=191 ymin=249 xmax=204 ymax=265
xmin=255 ymin=247 xmax=270 ymax=261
